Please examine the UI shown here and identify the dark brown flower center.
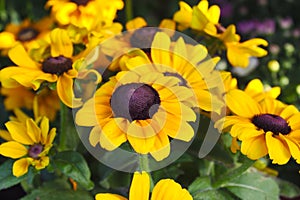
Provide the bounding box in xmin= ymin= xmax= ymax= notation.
xmin=163 ymin=72 xmax=188 ymax=87
xmin=71 ymin=0 xmax=90 ymax=6
xmin=28 ymin=144 xmax=44 ymax=159
xmin=17 ymin=27 xmax=39 ymax=42
xmin=252 ymin=114 xmax=291 ymax=135
xmin=110 ymin=83 xmax=160 ymax=121
xmin=42 ymin=55 xmax=73 ymax=75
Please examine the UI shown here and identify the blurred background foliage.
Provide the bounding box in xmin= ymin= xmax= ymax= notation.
xmin=0 ymin=0 xmax=300 ymax=198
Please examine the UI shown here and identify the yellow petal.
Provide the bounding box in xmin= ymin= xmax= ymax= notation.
xmin=240 ymin=135 xmax=268 ymax=160
xmin=57 ymin=75 xmax=82 ymax=108
xmin=266 ymin=132 xmax=290 ymax=165
xmin=167 ymin=121 xmax=194 ymax=142
xmin=99 ymin=118 xmax=128 ymax=151
xmin=150 ymin=132 xmax=171 ymax=161
xmin=95 ymin=194 xmax=127 ymax=200
xmin=282 ymin=136 xmax=300 ymax=164
xmin=190 ymin=6 xmax=209 ymax=31
xmin=244 ymin=79 xmax=264 ymax=98
xmin=5 ymin=121 xmax=34 ymax=145
xmin=151 ymin=179 xmax=192 ymax=200
xmin=26 ymin=118 xmax=41 ymax=143
xmin=8 ymin=44 xmax=39 ymax=69
xmin=226 ymin=89 xmax=261 ymax=118
xmin=75 ymin=99 xmax=98 ymax=126
xmin=40 ymin=117 xmax=50 ymax=144
xmin=89 ymin=126 xmax=101 ymax=147
xmin=280 ymin=105 xmax=299 ymax=120
xmin=50 ymin=28 xmax=73 ymax=57
xmin=0 ymin=130 xmax=12 ymax=141
xmin=46 ymin=128 xmax=56 ymax=146
xmin=126 ymin=17 xmax=147 ymax=30
xmin=129 ymin=172 xmax=150 ymax=200
xmin=13 ymin=158 xmax=31 ymax=177
xmin=0 ymin=141 xmax=27 ymax=159
xmin=0 ymin=32 xmax=16 ymax=48
xmin=151 ymin=32 xmax=171 ymax=66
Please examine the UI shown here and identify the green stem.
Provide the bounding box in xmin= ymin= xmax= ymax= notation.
xmin=212 ymin=157 xmax=255 ymax=188
xmin=125 ymin=0 xmax=133 ymax=22
xmin=138 ymin=154 xmax=154 ymax=190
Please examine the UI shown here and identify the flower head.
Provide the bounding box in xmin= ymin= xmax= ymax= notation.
xmin=0 ymin=114 xmax=56 ymax=177
xmin=76 ymin=68 xmax=197 ymax=161
xmin=95 ymin=171 xmax=192 ymax=200
xmin=215 ymin=89 xmax=300 ymax=164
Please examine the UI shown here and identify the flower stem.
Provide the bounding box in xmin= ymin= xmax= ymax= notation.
xmin=139 ymin=154 xmax=154 ymax=190
xmin=125 ymin=0 xmax=133 ymax=22
xmin=58 ymin=102 xmax=79 ymax=151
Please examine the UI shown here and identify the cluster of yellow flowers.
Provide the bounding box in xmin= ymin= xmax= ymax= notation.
xmin=0 ymin=0 xmax=299 ymax=199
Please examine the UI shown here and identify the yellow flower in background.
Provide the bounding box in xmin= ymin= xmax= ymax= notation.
xmin=219 ymin=25 xmax=268 ymax=68
xmin=244 ymin=78 xmax=281 ymax=102
xmin=125 ymin=32 xmax=224 ymax=114
xmin=46 ymin=0 xmax=123 ymax=30
xmin=76 ymin=69 xmax=196 ymax=161
xmin=0 ymin=17 xmax=53 ymax=55
xmin=0 ymin=115 xmax=56 ymax=177
xmin=1 ymin=86 xmax=60 ymax=121
xmin=215 ymin=89 xmax=300 ymax=164
xmin=173 ymin=1 xmax=193 ymax=31
xmin=95 ymin=171 xmax=193 ymax=200
xmin=0 ymin=28 xmax=99 ymax=108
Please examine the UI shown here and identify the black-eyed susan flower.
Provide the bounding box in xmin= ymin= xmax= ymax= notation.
xmin=1 ymin=86 xmax=60 ymax=121
xmin=0 ymin=17 xmax=53 ymax=55
xmin=0 ymin=115 xmax=56 ymax=177
xmin=215 ymin=89 xmax=300 ymax=165
xmin=0 ymin=28 xmax=101 ymax=108
xmin=76 ymin=69 xmax=197 ymax=161
xmin=45 ymin=0 xmax=123 ymax=30
xmin=95 ymin=171 xmax=192 ymax=200
xmin=125 ymin=32 xmax=224 ymax=114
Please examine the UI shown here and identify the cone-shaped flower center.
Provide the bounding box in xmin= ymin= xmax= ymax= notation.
xmin=163 ymin=72 xmax=188 ymax=87
xmin=252 ymin=114 xmax=291 ymax=135
xmin=42 ymin=55 xmax=73 ymax=75
xmin=110 ymin=83 xmax=161 ymax=121
xmin=17 ymin=27 xmax=39 ymax=42
xmin=28 ymin=144 xmax=44 ymax=159
xmin=71 ymin=0 xmax=90 ymax=6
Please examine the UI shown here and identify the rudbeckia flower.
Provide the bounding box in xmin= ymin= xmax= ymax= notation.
xmin=215 ymin=89 xmax=300 ymax=164
xmin=0 ymin=28 xmax=100 ymax=108
xmin=46 ymin=0 xmax=124 ymax=30
xmin=219 ymin=25 xmax=268 ymax=68
xmin=1 ymin=86 xmax=60 ymax=121
xmin=95 ymin=171 xmax=193 ymax=200
xmin=0 ymin=115 xmax=56 ymax=177
xmin=76 ymin=69 xmax=197 ymax=161
xmin=124 ymin=32 xmax=224 ymax=114
xmin=0 ymin=17 xmax=53 ymax=55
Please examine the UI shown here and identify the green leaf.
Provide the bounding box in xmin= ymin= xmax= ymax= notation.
xmin=53 ymin=151 xmax=94 ymax=190
xmin=193 ymin=189 xmax=234 ymax=200
xmin=21 ymin=178 xmax=93 ymax=200
xmin=276 ymin=178 xmax=300 ymax=198
xmin=188 ymin=176 xmax=212 ymax=195
xmin=224 ymin=172 xmax=280 ymax=200
xmin=0 ymin=159 xmax=30 ymax=190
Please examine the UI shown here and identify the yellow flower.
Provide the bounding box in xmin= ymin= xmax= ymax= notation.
xmin=46 ymin=0 xmax=123 ymax=30
xmin=1 ymin=86 xmax=60 ymax=121
xmin=95 ymin=171 xmax=192 ymax=200
xmin=215 ymin=89 xmax=300 ymax=164
xmin=0 ymin=17 xmax=53 ymax=55
xmin=219 ymin=25 xmax=268 ymax=67
xmin=173 ymin=0 xmax=220 ymax=36
xmin=76 ymin=69 xmax=197 ymax=161
xmin=125 ymin=32 xmax=224 ymax=114
xmin=0 ymin=28 xmax=90 ymax=108
xmin=244 ymin=78 xmax=281 ymax=102
xmin=0 ymin=115 xmax=56 ymax=177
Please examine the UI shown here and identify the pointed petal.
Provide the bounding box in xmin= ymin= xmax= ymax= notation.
xmin=5 ymin=121 xmax=34 ymax=145
xmin=57 ymin=75 xmax=82 ymax=108
xmin=151 ymin=32 xmax=171 ymax=66
xmin=40 ymin=117 xmax=49 ymax=144
xmin=8 ymin=44 xmax=39 ymax=69
xmin=0 ymin=141 xmax=27 ymax=159
xmin=26 ymin=118 xmax=41 ymax=143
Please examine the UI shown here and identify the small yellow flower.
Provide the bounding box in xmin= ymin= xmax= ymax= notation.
xmin=0 ymin=17 xmax=53 ymax=55
xmin=76 ymin=68 xmax=196 ymax=161
xmin=215 ymin=89 xmax=300 ymax=164
xmin=219 ymin=25 xmax=268 ymax=67
xmin=0 ymin=115 xmax=56 ymax=177
xmin=95 ymin=171 xmax=192 ymax=200
xmin=46 ymin=0 xmax=124 ymax=30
